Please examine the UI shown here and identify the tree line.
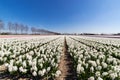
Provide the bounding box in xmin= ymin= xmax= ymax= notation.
xmin=31 ymin=27 xmax=60 ymax=35
xmin=0 ymin=20 xmax=28 ymax=34
xmin=0 ymin=20 xmax=60 ymax=35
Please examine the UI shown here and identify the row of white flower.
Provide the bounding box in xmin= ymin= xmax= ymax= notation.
xmin=73 ymin=36 xmax=120 ymax=60
xmin=75 ymin=36 xmax=120 ymax=47
xmin=67 ymin=36 xmax=120 ymax=80
xmin=0 ymin=36 xmax=63 ymax=79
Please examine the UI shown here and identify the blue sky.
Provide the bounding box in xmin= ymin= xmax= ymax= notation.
xmin=0 ymin=0 xmax=120 ymax=33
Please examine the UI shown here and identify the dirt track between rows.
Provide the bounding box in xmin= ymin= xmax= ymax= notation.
xmin=57 ymin=37 xmax=77 ymax=80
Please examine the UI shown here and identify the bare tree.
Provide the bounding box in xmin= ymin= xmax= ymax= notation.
xmin=20 ymin=24 xmax=24 ymax=34
xmin=8 ymin=22 xmax=13 ymax=33
xmin=14 ymin=23 xmax=20 ymax=34
xmin=24 ymin=25 xmax=28 ymax=34
xmin=31 ymin=27 xmax=36 ymax=34
xmin=0 ymin=20 xmax=4 ymax=34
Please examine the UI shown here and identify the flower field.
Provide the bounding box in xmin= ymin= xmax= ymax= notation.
xmin=0 ymin=36 xmax=63 ymax=79
xmin=67 ymin=36 xmax=120 ymax=80
xmin=0 ymin=35 xmax=120 ymax=80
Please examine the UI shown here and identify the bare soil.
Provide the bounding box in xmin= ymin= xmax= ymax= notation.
xmin=56 ymin=37 xmax=77 ymax=80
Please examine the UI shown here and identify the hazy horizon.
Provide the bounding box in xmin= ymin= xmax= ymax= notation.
xmin=0 ymin=0 xmax=120 ymax=33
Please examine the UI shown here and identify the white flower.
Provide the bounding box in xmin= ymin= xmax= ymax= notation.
xmin=55 ymin=70 xmax=61 ymax=77
xmin=80 ymin=67 xmax=84 ymax=73
xmin=8 ymin=65 xmax=13 ymax=72
xmin=32 ymin=71 xmax=37 ymax=76
xmin=3 ymin=57 xmax=7 ymax=61
xmin=23 ymin=69 xmax=27 ymax=73
xmin=40 ymin=63 xmax=43 ymax=68
xmin=10 ymin=60 xmax=14 ymax=65
xmin=97 ymin=77 xmax=103 ymax=80
xmin=108 ymin=70 xmax=113 ymax=74
xmin=85 ymin=63 xmax=88 ymax=68
xmin=19 ymin=66 xmax=24 ymax=72
xmin=19 ymin=58 xmax=22 ymax=63
xmin=29 ymin=51 xmax=34 ymax=56
xmin=47 ymin=67 xmax=51 ymax=72
xmin=38 ymin=70 xmax=43 ymax=76
xmin=32 ymin=59 xmax=37 ymax=66
xmin=113 ymin=66 xmax=120 ymax=72
xmin=77 ymin=64 xmax=84 ymax=73
xmin=109 ymin=73 xmax=117 ymax=80
xmin=38 ymin=58 xmax=43 ymax=63
xmin=28 ymin=60 xmax=32 ymax=66
xmin=42 ymin=68 xmax=46 ymax=74
xmin=31 ymin=66 xmax=37 ymax=71
xmin=88 ymin=76 xmax=95 ymax=80
xmin=107 ymin=58 xmax=113 ymax=63
xmin=23 ymin=61 xmax=27 ymax=67
xmin=88 ymin=60 xmax=97 ymax=67
xmin=102 ymin=72 xmax=108 ymax=76
xmin=96 ymin=66 xmax=102 ymax=71
xmin=118 ymin=73 xmax=120 ymax=77
xmin=0 ymin=57 xmax=3 ymax=61
xmin=90 ymin=66 xmax=94 ymax=73
xmin=55 ymin=64 xmax=58 ymax=67
xmin=4 ymin=63 xmax=9 ymax=67
xmin=80 ymin=54 xmax=83 ymax=58
xmin=13 ymin=66 xmax=18 ymax=71
xmin=101 ymin=62 xmax=107 ymax=68
xmin=77 ymin=64 xmax=81 ymax=73
xmin=113 ymin=60 xmax=117 ymax=65
xmin=96 ymin=59 xmax=100 ymax=65
xmin=38 ymin=68 xmax=46 ymax=76
xmin=95 ymin=71 xmax=100 ymax=77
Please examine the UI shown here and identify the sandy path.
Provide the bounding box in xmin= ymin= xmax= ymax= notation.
xmin=57 ymin=37 xmax=77 ymax=80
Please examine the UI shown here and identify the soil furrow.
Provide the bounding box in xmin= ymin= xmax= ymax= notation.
xmin=57 ymin=37 xmax=77 ymax=80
